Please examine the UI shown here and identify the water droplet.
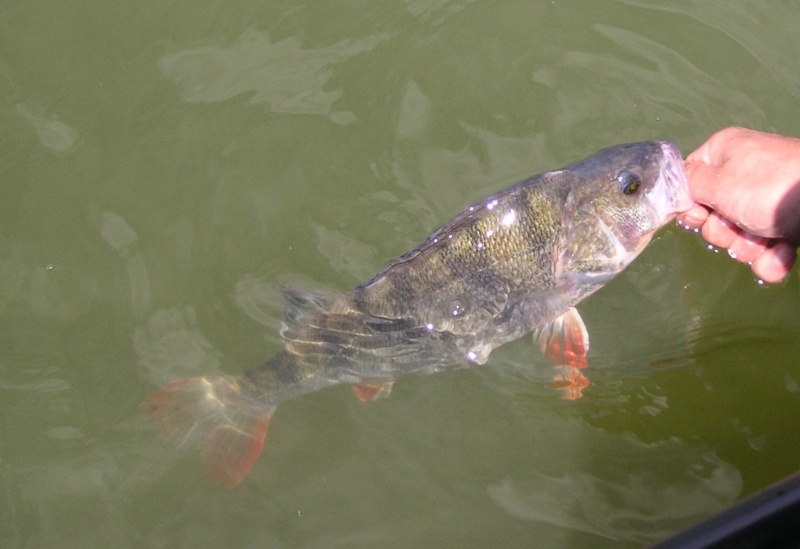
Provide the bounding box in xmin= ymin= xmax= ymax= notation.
xmin=450 ymin=300 xmax=465 ymax=317
xmin=501 ymin=209 xmax=516 ymax=227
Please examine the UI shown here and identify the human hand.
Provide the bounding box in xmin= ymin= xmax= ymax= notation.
xmin=676 ymin=127 xmax=800 ymax=283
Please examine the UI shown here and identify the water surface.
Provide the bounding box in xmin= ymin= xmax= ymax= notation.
xmin=2 ymin=1 xmax=799 ymax=547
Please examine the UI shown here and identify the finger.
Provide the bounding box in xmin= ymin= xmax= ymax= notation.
xmin=675 ymin=203 xmax=710 ymax=231
xmin=701 ymin=212 xmax=740 ymax=250
xmin=687 ymin=127 xmax=749 ymax=165
xmin=685 ymin=142 xmax=711 ymax=165
xmin=726 ymin=232 xmax=769 ymax=264
xmin=684 ymin=129 xmax=732 ymax=164
xmin=751 ymin=243 xmax=796 ymax=283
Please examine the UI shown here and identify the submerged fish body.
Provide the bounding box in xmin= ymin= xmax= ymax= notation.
xmin=142 ymin=141 xmax=691 ymax=486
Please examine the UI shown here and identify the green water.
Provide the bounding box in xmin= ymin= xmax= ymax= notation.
xmin=2 ymin=1 xmax=799 ymax=547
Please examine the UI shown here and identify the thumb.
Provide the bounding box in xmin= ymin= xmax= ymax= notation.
xmin=684 ymin=160 xmax=726 ymax=207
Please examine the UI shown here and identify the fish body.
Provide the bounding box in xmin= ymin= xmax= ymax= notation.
xmin=142 ymin=141 xmax=691 ymax=486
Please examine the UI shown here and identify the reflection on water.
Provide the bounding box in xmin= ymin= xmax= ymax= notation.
xmin=90 ymin=209 xmax=152 ymax=321
xmin=487 ymin=420 xmax=741 ymax=545
xmin=532 ymin=23 xmax=764 ymax=148
xmin=312 ymin=222 xmax=377 ymax=282
xmin=401 ymin=0 xmax=479 ymax=24
xmin=133 ymin=307 xmax=221 ymax=382
xmin=619 ymin=0 xmax=800 ymax=96
xmin=15 ymin=103 xmax=81 ymax=155
xmin=233 ymin=275 xmax=283 ymax=331
xmin=160 ymin=28 xmax=390 ymax=124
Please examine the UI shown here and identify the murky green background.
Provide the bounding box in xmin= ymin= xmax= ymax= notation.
xmin=2 ymin=1 xmax=799 ymax=547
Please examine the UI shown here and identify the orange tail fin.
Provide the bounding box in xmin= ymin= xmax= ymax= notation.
xmin=140 ymin=376 xmax=275 ymax=488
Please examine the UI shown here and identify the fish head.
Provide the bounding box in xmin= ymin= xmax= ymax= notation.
xmin=558 ymin=140 xmax=691 ymax=283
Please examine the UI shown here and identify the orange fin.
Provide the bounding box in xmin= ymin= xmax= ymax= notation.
xmin=352 ymin=381 xmax=395 ymax=402
xmin=201 ymin=410 xmax=273 ymax=488
xmin=533 ymin=307 xmax=590 ymax=368
xmin=533 ymin=307 xmax=591 ymax=398
xmin=140 ymin=376 xmax=274 ymax=487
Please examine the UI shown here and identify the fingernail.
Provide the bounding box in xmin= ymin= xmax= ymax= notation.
xmin=677 ymin=214 xmax=703 ymax=231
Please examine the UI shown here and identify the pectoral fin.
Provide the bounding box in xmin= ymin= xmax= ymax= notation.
xmin=533 ymin=307 xmax=589 ymax=367
xmin=352 ymin=381 xmax=395 ymax=402
xmin=532 ymin=307 xmax=590 ymax=399
xmin=551 ymin=366 xmax=590 ymax=400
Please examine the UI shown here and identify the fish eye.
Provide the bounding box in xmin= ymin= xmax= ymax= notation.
xmin=617 ymin=172 xmax=641 ymax=195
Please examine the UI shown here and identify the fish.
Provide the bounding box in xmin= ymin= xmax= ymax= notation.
xmin=141 ymin=140 xmax=691 ymax=487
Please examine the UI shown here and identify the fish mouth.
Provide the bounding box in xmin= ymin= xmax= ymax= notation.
xmin=650 ymin=141 xmax=692 ymax=223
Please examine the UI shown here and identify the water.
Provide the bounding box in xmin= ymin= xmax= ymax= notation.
xmin=2 ymin=1 xmax=799 ymax=547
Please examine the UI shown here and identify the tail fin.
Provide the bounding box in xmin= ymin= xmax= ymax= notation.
xmin=140 ymin=376 xmax=275 ymax=488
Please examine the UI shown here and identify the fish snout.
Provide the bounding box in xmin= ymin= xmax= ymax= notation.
xmin=651 ymin=141 xmax=692 ymax=222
